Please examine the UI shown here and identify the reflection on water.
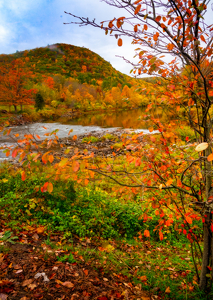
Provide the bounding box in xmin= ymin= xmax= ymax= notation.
xmin=57 ymin=107 xmax=168 ymax=129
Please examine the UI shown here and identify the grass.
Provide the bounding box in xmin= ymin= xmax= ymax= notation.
xmin=0 ymin=164 xmax=209 ymax=299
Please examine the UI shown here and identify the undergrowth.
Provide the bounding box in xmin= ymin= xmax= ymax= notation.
xmin=0 ymin=166 xmax=209 ymax=299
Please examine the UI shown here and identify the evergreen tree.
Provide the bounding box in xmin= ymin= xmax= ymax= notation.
xmin=35 ymin=92 xmax=45 ymax=111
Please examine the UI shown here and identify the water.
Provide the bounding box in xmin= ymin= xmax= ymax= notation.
xmin=0 ymin=108 xmax=163 ymax=160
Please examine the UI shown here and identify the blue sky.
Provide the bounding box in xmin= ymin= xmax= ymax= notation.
xmin=0 ymin=0 xmax=136 ymax=75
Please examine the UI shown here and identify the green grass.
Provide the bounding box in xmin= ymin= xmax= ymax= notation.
xmin=0 ymin=165 xmax=210 ymax=299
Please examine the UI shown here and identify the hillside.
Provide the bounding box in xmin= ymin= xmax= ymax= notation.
xmin=0 ymin=43 xmax=132 ymax=89
xmin=0 ymin=44 xmax=157 ymax=117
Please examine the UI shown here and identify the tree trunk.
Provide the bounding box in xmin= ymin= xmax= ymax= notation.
xmin=13 ymin=105 xmax=17 ymax=113
xmin=199 ymin=211 xmax=211 ymax=290
xmin=199 ymin=142 xmax=212 ymax=290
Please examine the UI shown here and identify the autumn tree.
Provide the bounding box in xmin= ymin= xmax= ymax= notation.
xmin=0 ymin=58 xmax=36 ymax=112
xmin=65 ymin=0 xmax=213 ymax=291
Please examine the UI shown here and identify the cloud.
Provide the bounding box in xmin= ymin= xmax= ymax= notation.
xmin=0 ymin=0 xmax=139 ymax=74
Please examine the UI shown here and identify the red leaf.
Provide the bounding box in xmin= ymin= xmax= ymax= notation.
xmin=7 ymin=128 xmax=11 ymax=136
xmin=134 ymin=4 xmax=141 ymax=15
xmin=21 ymin=171 xmax=26 ymax=181
xmin=83 ymin=269 xmax=88 ymax=276
xmin=159 ymin=231 xmax=163 ymax=241
xmin=135 ymin=158 xmax=141 ymax=166
xmin=155 ymin=16 xmax=161 ymax=22
xmin=144 ymin=229 xmax=150 ymax=237
xmin=12 ymin=149 xmax=18 ymax=158
xmin=200 ymin=35 xmax=206 ymax=43
xmin=118 ymin=38 xmax=123 ymax=47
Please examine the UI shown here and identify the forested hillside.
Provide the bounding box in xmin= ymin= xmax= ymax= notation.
xmin=0 ymin=43 xmax=132 ymax=88
xmin=0 ymin=43 xmax=156 ymax=117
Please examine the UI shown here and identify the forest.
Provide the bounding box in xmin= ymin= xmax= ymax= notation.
xmin=1 ymin=0 xmax=213 ymax=299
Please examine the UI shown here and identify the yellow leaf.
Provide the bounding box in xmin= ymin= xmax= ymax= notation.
xmin=195 ymin=142 xmax=208 ymax=152
xmin=166 ymin=179 xmax=173 ymax=186
xmin=47 ymin=182 xmax=53 ymax=193
xmin=59 ymin=158 xmax=68 ymax=167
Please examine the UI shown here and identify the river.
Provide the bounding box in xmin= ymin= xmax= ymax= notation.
xmin=0 ymin=107 xmax=163 ymax=160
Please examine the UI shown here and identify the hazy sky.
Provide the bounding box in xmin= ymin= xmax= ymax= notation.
xmin=0 ymin=0 xmax=137 ymax=75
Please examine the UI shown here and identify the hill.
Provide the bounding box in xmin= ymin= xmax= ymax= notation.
xmin=0 ymin=43 xmax=132 ymax=89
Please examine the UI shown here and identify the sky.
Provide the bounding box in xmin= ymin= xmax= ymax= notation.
xmin=0 ymin=0 xmax=137 ymax=75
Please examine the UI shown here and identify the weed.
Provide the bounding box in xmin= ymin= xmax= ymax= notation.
xmin=0 ymin=231 xmax=18 ymax=244
xmin=102 ymin=133 xmax=118 ymax=141
xmin=57 ymin=253 xmax=76 ymax=263
xmin=82 ymin=136 xmax=100 ymax=143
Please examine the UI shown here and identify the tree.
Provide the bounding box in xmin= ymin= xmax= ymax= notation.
xmin=35 ymin=92 xmax=45 ymax=111
xmin=65 ymin=0 xmax=213 ymax=291
xmin=0 ymin=58 xmax=36 ymax=112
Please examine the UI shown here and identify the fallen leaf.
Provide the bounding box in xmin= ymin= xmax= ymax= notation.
xmin=36 ymin=226 xmax=45 ymax=234
xmin=140 ymin=275 xmax=147 ymax=281
xmin=22 ymin=279 xmax=33 ymax=287
xmin=55 ymin=279 xmax=63 ymax=285
xmin=34 ymin=272 xmax=49 ymax=282
xmin=0 ymin=254 xmax=4 ymax=263
xmin=165 ymin=286 xmax=171 ymax=293
xmin=32 ymin=234 xmax=39 ymax=241
xmin=28 ymin=283 xmax=37 ymax=290
xmin=15 ymin=270 xmax=23 ymax=274
xmin=103 ymin=278 xmax=109 ymax=281
xmin=62 ymin=281 xmax=74 ymax=288
xmin=83 ymin=269 xmax=88 ymax=276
